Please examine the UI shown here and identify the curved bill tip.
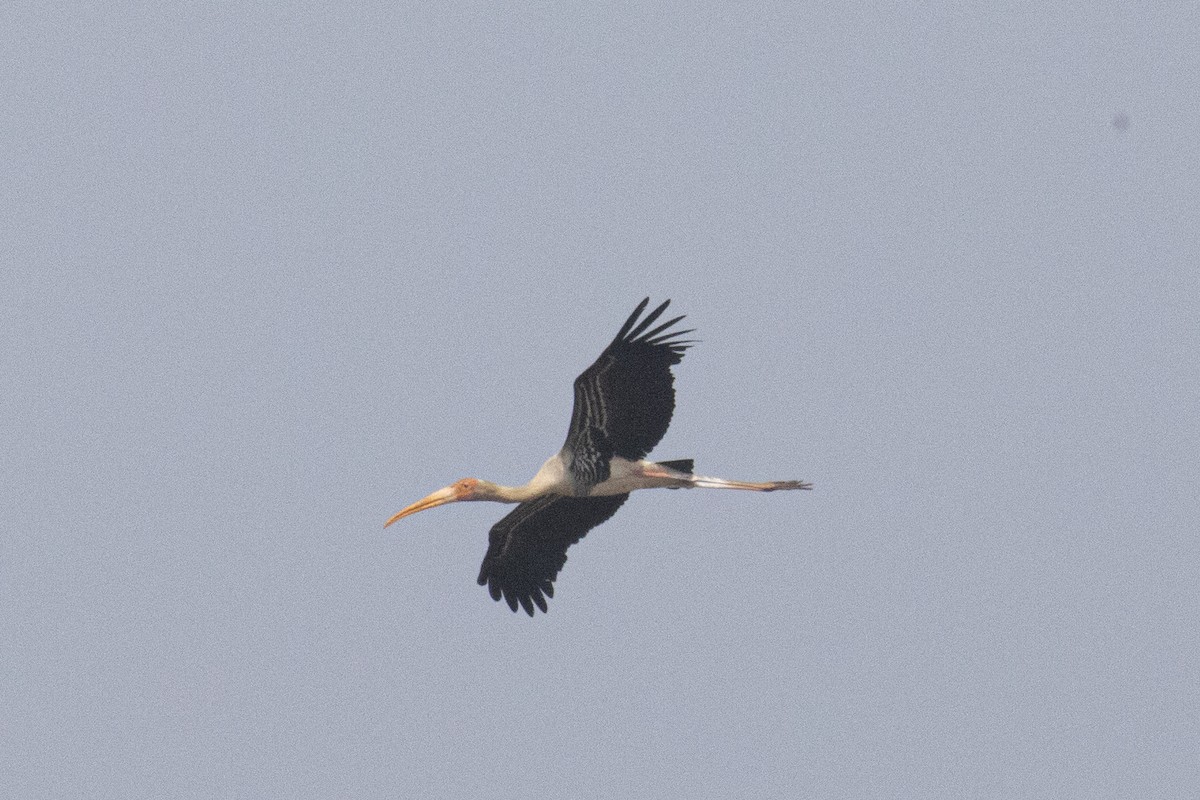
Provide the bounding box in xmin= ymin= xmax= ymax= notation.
xmin=384 ymin=485 xmax=461 ymax=528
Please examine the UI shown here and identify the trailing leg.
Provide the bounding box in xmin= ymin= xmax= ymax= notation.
xmin=689 ymin=475 xmax=812 ymax=492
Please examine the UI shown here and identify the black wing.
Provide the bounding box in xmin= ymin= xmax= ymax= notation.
xmin=564 ymin=298 xmax=694 ymax=487
xmin=477 ymin=493 xmax=630 ymax=616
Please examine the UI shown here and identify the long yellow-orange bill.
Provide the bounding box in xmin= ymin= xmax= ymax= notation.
xmin=384 ymin=485 xmax=461 ymax=528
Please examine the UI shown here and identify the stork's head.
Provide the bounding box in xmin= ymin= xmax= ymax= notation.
xmin=384 ymin=478 xmax=487 ymax=527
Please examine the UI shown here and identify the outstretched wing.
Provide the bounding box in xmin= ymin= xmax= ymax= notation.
xmin=564 ymin=298 xmax=694 ymax=487
xmin=477 ymin=493 xmax=630 ymax=616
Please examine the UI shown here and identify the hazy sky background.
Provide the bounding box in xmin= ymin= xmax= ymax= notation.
xmin=4 ymin=3 xmax=1198 ymax=798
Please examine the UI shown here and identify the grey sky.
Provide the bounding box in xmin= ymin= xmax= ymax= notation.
xmin=4 ymin=3 xmax=1198 ymax=798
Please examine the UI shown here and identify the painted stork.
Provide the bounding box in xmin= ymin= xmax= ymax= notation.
xmin=386 ymin=298 xmax=811 ymax=615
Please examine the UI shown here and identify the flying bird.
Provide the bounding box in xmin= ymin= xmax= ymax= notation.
xmin=386 ymin=298 xmax=811 ymax=615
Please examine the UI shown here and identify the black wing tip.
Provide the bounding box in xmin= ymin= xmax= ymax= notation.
xmin=512 ymin=588 xmax=549 ymax=616
xmin=613 ymin=297 xmax=654 ymax=342
xmin=626 ymin=300 xmax=672 ymax=340
xmin=614 ymin=298 xmax=692 ymax=349
xmin=478 ymin=573 xmax=554 ymax=616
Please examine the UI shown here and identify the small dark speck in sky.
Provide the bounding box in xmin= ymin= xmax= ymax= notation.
xmin=1112 ymin=112 xmax=1130 ymax=131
